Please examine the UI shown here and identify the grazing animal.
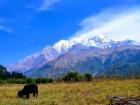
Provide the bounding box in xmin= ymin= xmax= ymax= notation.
xmin=17 ymin=84 xmax=38 ymax=98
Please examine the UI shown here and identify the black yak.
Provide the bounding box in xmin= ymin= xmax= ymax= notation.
xmin=17 ymin=84 xmax=38 ymax=98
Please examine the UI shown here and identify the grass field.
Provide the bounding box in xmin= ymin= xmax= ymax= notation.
xmin=0 ymin=79 xmax=139 ymax=105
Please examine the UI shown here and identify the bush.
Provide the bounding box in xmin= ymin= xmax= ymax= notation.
xmin=41 ymin=78 xmax=48 ymax=84
xmin=6 ymin=79 xmax=26 ymax=84
xmin=62 ymin=72 xmax=93 ymax=82
xmin=26 ymin=78 xmax=35 ymax=84
xmin=77 ymin=74 xmax=85 ymax=81
xmin=47 ymin=78 xmax=53 ymax=83
xmin=84 ymin=73 xmax=92 ymax=81
xmin=0 ymin=79 xmax=5 ymax=84
xmin=35 ymin=78 xmax=53 ymax=84
xmin=35 ymin=78 xmax=42 ymax=84
xmin=62 ymin=71 xmax=80 ymax=82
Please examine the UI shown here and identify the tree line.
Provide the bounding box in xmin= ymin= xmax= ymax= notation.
xmin=0 ymin=65 xmax=25 ymax=80
xmin=0 ymin=65 xmax=93 ymax=84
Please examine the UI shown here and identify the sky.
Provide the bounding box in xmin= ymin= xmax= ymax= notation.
xmin=0 ymin=0 xmax=140 ymax=65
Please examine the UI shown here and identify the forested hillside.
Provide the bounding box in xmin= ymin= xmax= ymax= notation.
xmin=0 ymin=65 xmax=25 ymax=80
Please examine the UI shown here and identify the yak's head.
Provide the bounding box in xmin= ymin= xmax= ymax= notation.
xmin=17 ymin=90 xmax=22 ymax=98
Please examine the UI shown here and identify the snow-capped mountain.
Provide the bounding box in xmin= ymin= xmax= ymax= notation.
xmin=7 ymin=46 xmax=60 ymax=72
xmin=52 ymin=36 xmax=113 ymax=53
xmin=25 ymin=47 xmax=140 ymax=78
xmin=7 ymin=36 xmax=140 ymax=73
xmin=52 ymin=36 xmax=140 ymax=53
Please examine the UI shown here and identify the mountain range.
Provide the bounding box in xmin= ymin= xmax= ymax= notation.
xmin=7 ymin=36 xmax=140 ymax=78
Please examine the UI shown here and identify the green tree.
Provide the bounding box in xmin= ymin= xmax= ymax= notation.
xmin=11 ymin=71 xmax=26 ymax=79
xmin=84 ymin=73 xmax=92 ymax=81
xmin=26 ymin=78 xmax=35 ymax=84
xmin=63 ymin=71 xmax=79 ymax=82
xmin=0 ymin=65 xmax=11 ymax=79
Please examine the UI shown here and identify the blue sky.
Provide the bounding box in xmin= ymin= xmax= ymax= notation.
xmin=0 ymin=0 xmax=140 ymax=65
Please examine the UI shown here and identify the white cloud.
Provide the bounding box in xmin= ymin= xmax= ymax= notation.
xmin=38 ymin=0 xmax=61 ymax=11
xmin=0 ymin=25 xmax=13 ymax=33
xmin=72 ymin=7 xmax=140 ymax=42
xmin=0 ymin=18 xmax=13 ymax=33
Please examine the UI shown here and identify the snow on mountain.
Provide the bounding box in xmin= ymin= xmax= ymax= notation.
xmin=53 ymin=40 xmax=73 ymax=53
xmin=7 ymin=46 xmax=60 ymax=72
xmin=42 ymin=46 xmax=60 ymax=60
xmin=52 ymin=36 xmax=140 ymax=53
xmin=52 ymin=36 xmax=112 ymax=53
xmin=7 ymin=35 xmax=140 ymax=73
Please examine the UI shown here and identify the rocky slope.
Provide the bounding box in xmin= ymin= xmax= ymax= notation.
xmin=24 ymin=45 xmax=140 ymax=78
xmin=7 ymin=36 xmax=140 ymax=78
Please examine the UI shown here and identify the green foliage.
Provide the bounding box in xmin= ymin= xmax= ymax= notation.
xmin=26 ymin=78 xmax=35 ymax=84
xmin=62 ymin=72 xmax=93 ymax=82
xmin=62 ymin=71 xmax=79 ymax=82
xmin=11 ymin=71 xmax=26 ymax=79
xmin=0 ymin=79 xmax=5 ymax=84
xmin=0 ymin=64 xmax=54 ymax=84
xmin=35 ymin=78 xmax=42 ymax=84
xmin=84 ymin=73 xmax=92 ymax=81
xmin=47 ymin=78 xmax=53 ymax=83
xmin=6 ymin=78 xmax=26 ymax=84
xmin=0 ymin=65 xmax=11 ymax=79
xmin=0 ymin=65 xmax=25 ymax=80
xmin=77 ymin=74 xmax=85 ymax=81
xmin=0 ymin=78 xmax=53 ymax=84
xmin=35 ymin=78 xmax=53 ymax=84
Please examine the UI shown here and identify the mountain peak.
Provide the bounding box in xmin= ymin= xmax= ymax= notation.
xmin=53 ymin=40 xmax=71 ymax=53
xmin=52 ymin=36 xmax=114 ymax=53
xmin=7 ymin=35 xmax=140 ymax=73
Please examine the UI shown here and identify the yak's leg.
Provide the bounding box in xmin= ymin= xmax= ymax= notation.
xmin=34 ymin=91 xmax=38 ymax=98
xmin=36 ymin=93 xmax=38 ymax=98
xmin=36 ymin=91 xmax=38 ymax=98
xmin=33 ymin=93 xmax=36 ymax=97
xmin=26 ymin=94 xmax=30 ymax=98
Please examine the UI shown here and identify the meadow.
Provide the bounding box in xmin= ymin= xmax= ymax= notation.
xmin=0 ymin=79 xmax=139 ymax=105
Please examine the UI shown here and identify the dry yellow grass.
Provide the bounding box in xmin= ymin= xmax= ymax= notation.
xmin=0 ymin=79 xmax=139 ymax=105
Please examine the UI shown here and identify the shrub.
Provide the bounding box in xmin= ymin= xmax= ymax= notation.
xmin=41 ymin=78 xmax=48 ymax=84
xmin=35 ymin=78 xmax=42 ymax=84
xmin=6 ymin=79 xmax=14 ymax=84
xmin=0 ymin=79 xmax=5 ymax=84
xmin=62 ymin=72 xmax=93 ymax=82
xmin=77 ymin=74 xmax=85 ymax=81
xmin=84 ymin=73 xmax=92 ymax=81
xmin=47 ymin=78 xmax=53 ymax=83
xmin=26 ymin=78 xmax=35 ymax=84
xmin=35 ymin=78 xmax=53 ymax=84
xmin=16 ymin=79 xmax=26 ymax=84
xmin=6 ymin=78 xmax=26 ymax=84
xmin=62 ymin=71 xmax=79 ymax=82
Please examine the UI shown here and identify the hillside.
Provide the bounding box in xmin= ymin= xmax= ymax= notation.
xmin=24 ymin=46 xmax=140 ymax=78
xmin=7 ymin=36 xmax=140 ymax=78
